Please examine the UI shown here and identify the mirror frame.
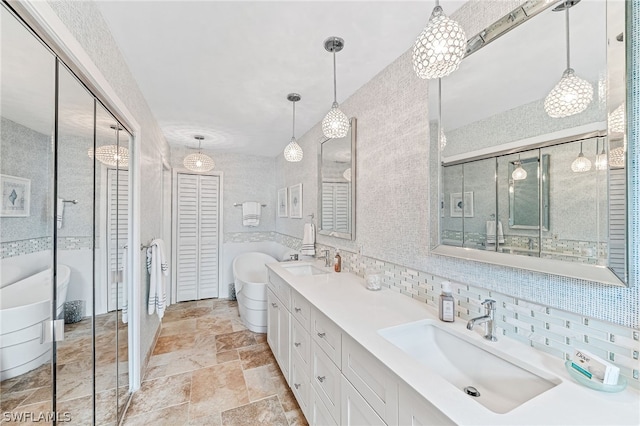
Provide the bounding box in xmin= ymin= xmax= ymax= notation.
xmin=430 ymin=1 xmax=629 ymax=287
xmin=318 ymin=117 xmax=356 ymax=240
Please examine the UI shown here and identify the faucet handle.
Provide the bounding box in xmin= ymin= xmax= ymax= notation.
xmin=481 ymin=299 xmax=496 ymax=310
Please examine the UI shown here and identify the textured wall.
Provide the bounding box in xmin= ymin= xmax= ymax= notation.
xmin=0 ymin=118 xmax=52 ymax=244
xmin=171 ymin=147 xmax=277 ymax=234
xmin=46 ymin=0 xmax=171 ymax=371
xmin=276 ymin=0 xmax=639 ymax=331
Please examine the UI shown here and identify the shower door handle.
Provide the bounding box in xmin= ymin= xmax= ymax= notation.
xmin=41 ymin=319 xmax=65 ymax=343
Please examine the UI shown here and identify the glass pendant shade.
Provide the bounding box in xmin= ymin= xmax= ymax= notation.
xmin=608 ymin=104 xmax=625 ymax=134
xmin=595 ymin=141 xmax=607 ymax=171
xmin=571 ymin=143 xmax=591 ymax=172
xmin=544 ymin=68 xmax=593 ymax=118
xmin=512 ymin=162 xmax=527 ymax=181
xmin=184 ymin=152 xmax=214 ymax=172
xmin=88 ymin=145 xmax=129 ymax=168
xmin=343 ymin=167 xmax=351 ymax=182
xmin=183 ymin=135 xmax=214 ymax=172
xmin=609 ymin=146 xmax=625 ymax=168
xmin=412 ymin=5 xmax=467 ymax=79
xmin=284 ymin=137 xmax=303 ymax=162
xmin=322 ymin=103 xmax=350 ymax=139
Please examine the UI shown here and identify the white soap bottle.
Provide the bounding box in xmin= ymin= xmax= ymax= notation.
xmin=439 ymin=281 xmax=455 ymax=322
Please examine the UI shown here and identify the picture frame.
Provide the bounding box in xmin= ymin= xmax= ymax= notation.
xmin=277 ymin=187 xmax=288 ymax=217
xmin=289 ymin=183 xmax=303 ymax=219
xmin=0 ymin=174 xmax=31 ymax=217
xmin=450 ymin=191 xmax=474 ymax=218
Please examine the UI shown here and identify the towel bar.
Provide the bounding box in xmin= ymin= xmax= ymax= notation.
xmin=62 ymin=199 xmax=78 ymax=204
xmin=234 ymin=203 xmax=266 ymax=207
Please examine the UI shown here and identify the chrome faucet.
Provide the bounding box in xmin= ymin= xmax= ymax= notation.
xmin=467 ymin=299 xmax=498 ymax=342
xmin=318 ymin=249 xmax=331 ymax=267
xmin=528 ymin=238 xmax=534 ymax=250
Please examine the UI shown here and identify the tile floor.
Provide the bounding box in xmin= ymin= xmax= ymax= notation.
xmin=1 ymin=312 xmax=129 ymax=425
xmin=122 ymin=299 xmax=307 ymax=426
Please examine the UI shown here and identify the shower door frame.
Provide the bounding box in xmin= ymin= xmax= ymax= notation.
xmin=8 ymin=0 xmax=143 ymax=392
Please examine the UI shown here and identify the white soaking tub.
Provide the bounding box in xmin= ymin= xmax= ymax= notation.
xmin=232 ymin=252 xmax=278 ymax=333
xmin=0 ymin=264 xmax=70 ymax=380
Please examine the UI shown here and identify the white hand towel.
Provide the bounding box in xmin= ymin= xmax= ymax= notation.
xmin=147 ymin=239 xmax=169 ymax=319
xmin=242 ymin=201 xmax=261 ymax=227
xmin=56 ymin=198 xmax=64 ymax=229
xmin=301 ymin=223 xmax=316 ymax=256
xmin=486 ymin=221 xmax=505 ymax=244
xmin=121 ymin=247 xmax=128 ymax=324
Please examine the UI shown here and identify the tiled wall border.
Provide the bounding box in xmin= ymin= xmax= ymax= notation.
xmin=1 ymin=236 xmax=95 ymax=258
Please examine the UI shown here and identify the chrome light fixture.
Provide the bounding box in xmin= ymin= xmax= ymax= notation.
xmin=595 ymin=139 xmax=607 ymax=171
xmin=88 ymin=124 xmax=129 ymax=168
xmin=571 ymin=142 xmax=592 ymax=172
xmin=322 ymin=37 xmax=349 ymax=139
xmin=184 ymin=136 xmax=215 ymax=172
xmin=544 ymin=2 xmax=593 ymax=118
xmin=609 ymin=145 xmax=626 ymax=168
xmin=412 ymin=0 xmax=467 ymax=79
xmin=512 ymin=155 xmax=527 ymax=181
xmin=608 ymin=103 xmax=625 ymax=134
xmin=284 ymin=93 xmax=303 ymax=162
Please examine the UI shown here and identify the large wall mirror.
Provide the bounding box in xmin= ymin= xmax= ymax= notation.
xmin=318 ymin=118 xmax=356 ymax=240
xmin=430 ymin=0 xmax=629 ymax=286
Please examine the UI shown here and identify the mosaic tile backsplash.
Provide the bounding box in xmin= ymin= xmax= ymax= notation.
xmin=1 ymin=236 xmax=95 ymax=258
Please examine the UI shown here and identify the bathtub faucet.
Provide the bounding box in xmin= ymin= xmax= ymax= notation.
xmin=289 ymin=254 xmax=298 ymax=261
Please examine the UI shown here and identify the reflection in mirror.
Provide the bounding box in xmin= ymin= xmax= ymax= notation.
xmin=433 ymin=0 xmax=628 ymax=286
xmin=0 ymin=3 xmax=55 ymax=412
xmin=318 ymin=118 xmax=356 ymax=240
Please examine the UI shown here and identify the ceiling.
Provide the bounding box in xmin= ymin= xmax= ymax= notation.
xmin=95 ymin=1 xmax=465 ymax=157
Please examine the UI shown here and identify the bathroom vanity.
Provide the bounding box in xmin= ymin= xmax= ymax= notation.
xmin=265 ymin=261 xmax=639 ymax=425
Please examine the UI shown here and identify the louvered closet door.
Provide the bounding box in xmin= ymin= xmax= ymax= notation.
xmin=176 ymin=173 xmax=220 ymax=302
xmin=334 ymin=182 xmax=350 ymax=233
xmin=107 ymin=169 xmax=129 ymax=312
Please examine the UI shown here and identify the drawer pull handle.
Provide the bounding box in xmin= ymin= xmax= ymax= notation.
xmin=271 ymin=303 xmax=278 ymax=308
xmin=317 ymin=332 xmax=326 ymax=338
xmin=317 ymin=376 xmax=326 ymax=383
xmin=294 ymin=342 xmax=301 ymax=347
xmin=294 ymin=307 xmax=301 ymax=312
xmin=294 ymin=383 xmax=301 ymax=389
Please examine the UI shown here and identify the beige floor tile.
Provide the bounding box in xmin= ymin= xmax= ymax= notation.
xmin=238 ymin=343 xmax=277 ymax=370
xmin=243 ymin=363 xmax=288 ymax=402
xmin=279 ymin=389 xmax=308 ymax=426
xmin=0 ymin=389 xmax=35 ymax=413
xmin=195 ymin=317 xmax=234 ymax=336
xmin=160 ymin=318 xmax=197 ymax=337
xmin=1 ymin=400 xmax=52 ymax=426
xmin=190 ymin=361 xmax=249 ymax=412
xmin=215 ymin=330 xmax=257 ymax=352
xmin=220 ymin=395 xmax=288 ymax=426
xmin=125 ymin=372 xmax=192 ymax=418
xmin=152 ymin=332 xmax=197 ymax=355
xmin=123 ymin=402 xmax=189 ymax=426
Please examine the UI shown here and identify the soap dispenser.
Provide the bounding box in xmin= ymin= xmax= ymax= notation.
xmin=439 ymin=281 xmax=455 ymax=322
xmin=334 ymin=251 xmax=342 ymax=272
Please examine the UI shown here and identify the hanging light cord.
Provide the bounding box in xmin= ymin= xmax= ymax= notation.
xmin=332 ymin=48 xmax=338 ymax=104
xmin=292 ymin=99 xmax=296 ymax=138
xmin=579 ymin=141 xmax=583 ymax=154
xmin=565 ymin=7 xmax=571 ymax=69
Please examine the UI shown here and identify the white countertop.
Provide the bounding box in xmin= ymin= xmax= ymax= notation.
xmin=266 ymin=261 xmax=640 ymax=426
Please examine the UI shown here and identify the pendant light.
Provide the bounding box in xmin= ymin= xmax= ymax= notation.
xmin=343 ymin=168 xmax=352 ymax=182
xmin=412 ymin=0 xmax=467 ymax=79
xmin=571 ymin=142 xmax=592 ymax=172
xmin=608 ymin=103 xmax=625 ymax=134
xmin=322 ymin=37 xmax=350 ymax=139
xmin=88 ymin=125 xmax=129 ymax=168
xmin=284 ymin=93 xmax=303 ymax=162
xmin=544 ymin=2 xmax=593 ymax=118
xmin=184 ymin=136 xmax=215 ymax=172
xmin=595 ymin=139 xmax=607 ymax=171
xmin=512 ymin=155 xmax=527 ymax=181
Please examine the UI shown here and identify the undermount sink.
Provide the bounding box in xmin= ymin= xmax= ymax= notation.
xmin=280 ymin=262 xmax=329 ymax=276
xmin=378 ymin=320 xmax=560 ymax=414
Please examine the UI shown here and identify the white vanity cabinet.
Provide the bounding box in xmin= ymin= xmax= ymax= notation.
xmin=398 ymin=382 xmax=455 ymax=426
xmin=266 ymin=287 xmax=290 ymax=384
xmin=341 ymin=376 xmax=386 ymax=426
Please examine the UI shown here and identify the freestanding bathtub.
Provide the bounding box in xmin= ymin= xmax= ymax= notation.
xmin=0 ymin=264 xmax=70 ymax=381
xmin=233 ymin=252 xmax=278 ymax=333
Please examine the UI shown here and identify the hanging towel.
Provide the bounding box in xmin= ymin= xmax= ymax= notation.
xmin=147 ymin=239 xmax=169 ymax=319
xmin=486 ymin=221 xmax=505 ymax=244
xmin=242 ymin=202 xmax=261 ymax=227
xmin=301 ymin=223 xmax=316 ymax=256
xmin=56 ymin=198 xmax=64 ymax=229
xmin=121 ymin=247 xmax=128 ymax=324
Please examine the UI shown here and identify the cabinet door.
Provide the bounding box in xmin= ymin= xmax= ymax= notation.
xmin=278 ymin=304 xmax=291 ymax=384
xmin=311 ymin=341 xmax=341 ymax=423
xmin=310 ymin=389 xmax=338 ymax=426
xmin=341 ymin=376 xmax=386 ymax=426
xmin=266 ymin=289 xmax=279 ymax=355
xmin=291 ymin=352 xmax=311 ymax=419
xmin=398 ymin=382 xmax=455 ymax=426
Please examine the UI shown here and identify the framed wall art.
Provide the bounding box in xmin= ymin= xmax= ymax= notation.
xmin=450 ymin=191 xmax=474 ymax=218
xmin=0 ymin=174 xmax=31 ymax=217
xmin=277 ymin=187 xmax=288 ymax=217
xmin=289 ymin=183 xmax=303 ymax=219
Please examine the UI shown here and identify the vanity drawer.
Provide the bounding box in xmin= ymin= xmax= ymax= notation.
xmin=311 ymin=341 xmax=341 ymax=423
xmin=342 ymin=335 xmax=398 ymax=424
xmin=291 ymin=352 xmax=311 ymax=419
xmin=291 ymin=291 xmax=311 ymax=331
xmin=311 ymin=309 xmax=342 ymax=367
xmin=341 ymin=375 xmax=386 ymax=426
xmin=291 ymin=316 xmax=311 ymax=372
xmin=268 ymin=270 xmax=291 ymax=310
xmin=311 ymin=388 xmax=338 ymax=426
